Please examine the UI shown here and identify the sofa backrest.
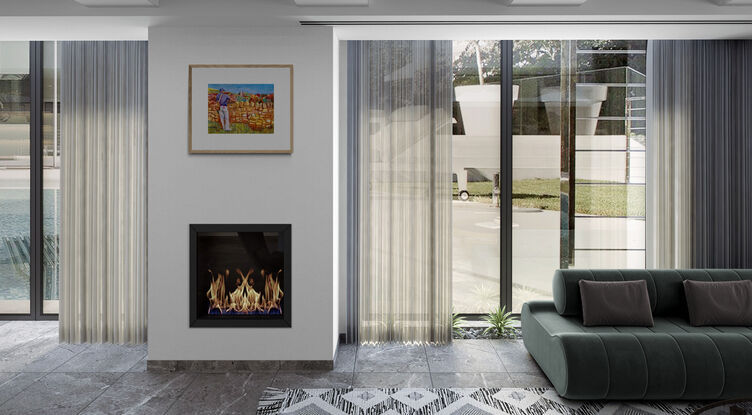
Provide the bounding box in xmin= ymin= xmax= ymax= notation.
xmin=552 ymin=269 xmax=752 ymax=317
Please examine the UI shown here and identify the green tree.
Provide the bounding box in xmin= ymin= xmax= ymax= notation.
xmin=453 ymin=41 xmax=501 ymax=86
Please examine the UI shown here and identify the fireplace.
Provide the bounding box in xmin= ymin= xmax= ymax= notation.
xmin=189 ymin=224 xmax=291 ymax=327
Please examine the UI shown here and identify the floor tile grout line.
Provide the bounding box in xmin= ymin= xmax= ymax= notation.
xmin=0 ymin=372 xmax=46 ymax=409
xmin=56 ymin=345 xmax=148 ymax=374
xmin=120 ymin=350 xmax=148 ymax=373
xmin=0 ymin=369 xmax=130 ymax=415
xmin=423 ymin=344 xmax=433 ymax=387
xmin=158 ymin=370 xmax=203 ymax=415
xmin=74 ymin=371 xmax=132 ymax=415
xmin=0 ymin=335 xmax=74 ymax=373
xmin=44 ymin=342 xmax=93 ymax=374
xmin=490 ymin=339 xmax=511 ymax=374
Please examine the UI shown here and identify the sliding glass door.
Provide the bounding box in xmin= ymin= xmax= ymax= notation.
xmin=0 ymin=42 xmax=31 ymax=315
xmin=450 ymin=39 xmax=647 ymax=315
xmin=0 ymin=41 xmax=59 ymax=319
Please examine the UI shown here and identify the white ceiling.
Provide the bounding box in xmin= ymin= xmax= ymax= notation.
xmin=293 ymin=0 xmax=369 ymax=6
xmin=713 ymin=0 xmax=752 ymax=4
xmin=73 ymin=0 xmax=159 ymax=7
xmin=0 ymin=0 xmax=751 ymax=40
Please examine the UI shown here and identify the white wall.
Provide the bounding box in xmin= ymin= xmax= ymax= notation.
xmin=147 ymin=25 xmax=338 ymax=361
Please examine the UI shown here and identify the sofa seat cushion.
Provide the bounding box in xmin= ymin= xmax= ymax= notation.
xmin=522 ymin=301 xmax=752 ymax=400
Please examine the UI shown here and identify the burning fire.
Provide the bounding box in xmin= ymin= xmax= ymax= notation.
xmin=207 ymin=268 xmax=284 ymax=314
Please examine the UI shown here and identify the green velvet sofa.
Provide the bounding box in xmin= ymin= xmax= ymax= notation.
xmin=521 ymin=269 xmax=752 ymax=400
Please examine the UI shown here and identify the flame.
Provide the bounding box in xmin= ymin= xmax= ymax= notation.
xmin=263 ymin=269 xmax=284 ymax=313
xmin=207 ymin=268 xmax=283 ymax=315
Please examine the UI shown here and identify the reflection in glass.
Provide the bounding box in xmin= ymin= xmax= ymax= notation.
xmin=511 ymin=40 xmax=562 ymax=312
xmin=570 ymin=43 xmax=647 ymax=273
xmin=511 ymin=40 xmax=647 ymax=312
xmin=0 ymin=42 xmax=31 ymax=314
xmin=42 ymin=41 xmax=60 ymax=314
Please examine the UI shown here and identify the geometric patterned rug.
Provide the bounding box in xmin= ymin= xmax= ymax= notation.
xmin=256 ymin=387 xmax=708 ymax=415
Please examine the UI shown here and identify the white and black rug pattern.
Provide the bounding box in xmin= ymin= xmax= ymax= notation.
xmin=256 ymin=387 xmax=707 ymax=415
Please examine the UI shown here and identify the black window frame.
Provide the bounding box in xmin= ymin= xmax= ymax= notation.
xmin=0 ymin=41 xmax=58 ymax=321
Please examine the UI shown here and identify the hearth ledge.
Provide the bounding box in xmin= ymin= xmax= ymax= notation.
xmin=147 ymin=359 xmax=334 ymax=372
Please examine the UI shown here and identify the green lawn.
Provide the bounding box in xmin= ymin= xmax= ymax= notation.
xmin=453 ymin=179 xmax=645 ymax=217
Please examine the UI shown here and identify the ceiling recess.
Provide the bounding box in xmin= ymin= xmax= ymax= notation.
xmin=711 ymin=0 xmax=752 ymax=4
xmin=74 ymin=0 xmax=158 ymax=6
xmin=294 ymin=0 xmax=369 ymax=5
xmin=505 ymin=0 xmax=587 ymax=5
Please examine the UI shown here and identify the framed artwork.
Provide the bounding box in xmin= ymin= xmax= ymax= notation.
xmin=188 ymin=64 xmax=293 ymax=154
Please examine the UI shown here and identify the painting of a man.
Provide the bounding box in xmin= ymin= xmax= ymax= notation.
xmin=215 ymin=88 xmax=235 ymax=131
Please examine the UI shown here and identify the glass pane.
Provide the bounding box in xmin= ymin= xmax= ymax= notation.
xmin=0 ymin=42 xmax=31 ymax=314
xmin=571 ymin=250 xmax=645 ymax=269
xmin=576 ymin=151 xmax=646 ymax=184
xmin=575 ymin=217 xmax=646 ymax=250
xmin=511 ymin=40 xmax=562 ymax=312
xmin=511 ymin=40 xmax=647 ymax=312
xmin=571 ymin=40 xmax=646 ymax=271
xmin=451 ymin=40 xmax=501 ymax=313
xmin=42 ymin=41 xmax=59 ymax=314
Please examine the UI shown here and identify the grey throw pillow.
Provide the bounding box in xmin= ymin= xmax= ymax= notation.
xmin=579 ymin=280 xmax=654 ymax=327
xmin=683 ymin=280 xmax=752 ymax=326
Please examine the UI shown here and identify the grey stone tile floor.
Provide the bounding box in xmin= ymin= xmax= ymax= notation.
xmin=0 ymin=321 xmax=551 ymax=414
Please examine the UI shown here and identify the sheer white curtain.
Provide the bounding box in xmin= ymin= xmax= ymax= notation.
xmin=351 ymin=41 xmax=452 ymax=344
xmin=59 ymin=41 xmax=147 ymax=343
xmin=646 ymin=40 xmax=693 ymax=268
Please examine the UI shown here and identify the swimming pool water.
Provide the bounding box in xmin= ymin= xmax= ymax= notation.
xmin=0 ymin=188 xmax=60 ymax=301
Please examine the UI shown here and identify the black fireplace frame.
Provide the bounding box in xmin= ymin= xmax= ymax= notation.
xmin=189 ymin=223 xmax=292 ymax=328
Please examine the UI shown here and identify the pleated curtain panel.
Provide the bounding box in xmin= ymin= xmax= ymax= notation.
xmin=350 ymin=41 xmax=453 ymax=344
xmin=59 ymin=41 xmax=148 ymax=343
xmin=646 ymin=41 xmax=694 ymax=269
xmin=647 ymin=40 xmax=752 ymax=269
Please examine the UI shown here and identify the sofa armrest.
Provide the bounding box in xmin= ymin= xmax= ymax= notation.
xmin=522 ymin=302 xmax=611 ymax=399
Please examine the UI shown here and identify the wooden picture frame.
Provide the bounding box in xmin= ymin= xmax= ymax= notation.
xmin=188 ymin=64 xmax=293 ymax=154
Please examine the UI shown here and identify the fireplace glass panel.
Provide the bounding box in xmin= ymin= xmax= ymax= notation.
xmin=190 ymin=224 xmax=291 ymax=327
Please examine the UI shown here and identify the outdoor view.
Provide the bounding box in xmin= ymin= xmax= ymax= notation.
xmin=0 ymin=41 xmax=60 ymax=315
xmin=451 ymin=41 xmax=502 ymax=314
xmin=0 ymin=42 xmax=31 ymax=314
xmin=451 ymin=40 xmax=647 ymax=314
xmin=43 ymin=41 xmax=60 ymax=314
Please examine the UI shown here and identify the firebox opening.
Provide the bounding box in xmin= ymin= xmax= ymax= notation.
xmin=190 ymin=224 xmax=291 ymax=328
